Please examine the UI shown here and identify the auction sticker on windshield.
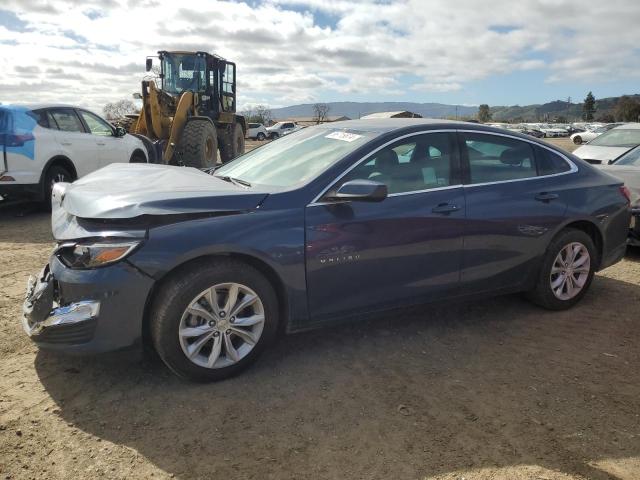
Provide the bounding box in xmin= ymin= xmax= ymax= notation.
xmin=325 ymin=131 xmax=363 ymax=142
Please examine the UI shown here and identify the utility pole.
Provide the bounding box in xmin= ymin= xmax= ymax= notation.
xmin=455 ymin=105 xmax=458 ymax=120
xmin=567 ymin=96 xmax=571 ymax=121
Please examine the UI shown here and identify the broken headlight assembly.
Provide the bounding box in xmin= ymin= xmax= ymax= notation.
xmin=56 ymin=240 xmax=142 ymax=269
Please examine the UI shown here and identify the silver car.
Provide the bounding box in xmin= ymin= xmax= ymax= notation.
xmin=573 ymin=123 xmax=640 ymax=165
xmin=598 ymin=145 xmax=640 ymax=245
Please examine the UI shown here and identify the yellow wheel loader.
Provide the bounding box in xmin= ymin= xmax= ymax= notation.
xmin=130 ymin=51 xmax=246 ymax=168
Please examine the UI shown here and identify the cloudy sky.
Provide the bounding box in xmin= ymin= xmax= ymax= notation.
xmin=1 ymin=0 xmax=640 ymax=113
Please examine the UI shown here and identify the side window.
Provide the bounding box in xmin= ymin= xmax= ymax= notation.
xmin=50 ymin=109 xmax=84 ymax=133
xmin=30 ymin=109 xmax=50 ymax=128
xmin=46 ymin=111 xmax=59 ymax=130
xmin=283 ymin=123 xmax=294 ymax=129
xmin=340 ymin=133 xmax=454 ymax=194
xmin=78 ymin=110 xmax=114 ymax=136
xmin=462 ymin=134 xmax=536 ymax=184
xmin=535 ymin=146 xmax=571 ymax=175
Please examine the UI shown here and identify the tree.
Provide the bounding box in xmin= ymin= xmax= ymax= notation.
xmin=582 ymin=91 xmax=596 ymax=121
xmin=252 ymin=105 xmax=273 ymax=126
xmin=103 ymin=99 xmax=139 ymax=120
xmin=595 ymin=113 xmax=615 ymax=123
xmin=312 ymin=103 xmax=330 ymax=124
xmin=614 ymin=96 xmax=640 ymax=122
xmin=477 ymin=104 xmax=492 ymax=123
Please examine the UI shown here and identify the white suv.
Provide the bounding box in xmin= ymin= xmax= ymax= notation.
xmin=0 ymin=104 xmax=147 ymax=206
xmin=266 ymin=121 xmax=301 ymax=139
xmin=246 ymin=123 xmax=268 ymax=141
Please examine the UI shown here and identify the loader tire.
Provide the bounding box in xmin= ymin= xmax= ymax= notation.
xmin=220 ymin=122 xmax=245 ymax=164
xmin=178 ymin=120 xmax=217 ymax=168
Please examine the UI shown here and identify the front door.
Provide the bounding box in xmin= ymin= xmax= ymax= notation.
xmin=77 ymin=109 xmax=126 ymax=167
xmin=305 ymin=132 xmax=465 ymax=324
xmin=48 ymin=108 xmax=99 ymax=178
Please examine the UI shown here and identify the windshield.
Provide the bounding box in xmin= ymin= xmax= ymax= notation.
xmin=614 ymin=146 xmax=640 ymax=166
xmin=589 ymin=128 xmax=640 ymax=147
xmin=161 ymin=54 xmax=206 ymax=94
xmin=215 ymin=126 xmax=378 ymax=187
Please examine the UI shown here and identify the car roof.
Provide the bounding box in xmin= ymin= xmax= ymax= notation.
xmin=0 ymin=103 xmax=95 ymax=111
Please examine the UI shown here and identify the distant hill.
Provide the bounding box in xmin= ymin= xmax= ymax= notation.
xmin=271 ymin=101 xmax=477 ymax=120
xmin=270 ymin=95 xmax=640 ymax=123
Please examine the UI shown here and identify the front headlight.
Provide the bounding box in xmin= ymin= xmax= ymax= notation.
xmin=56 ymin=240 xmax=142 ymax=269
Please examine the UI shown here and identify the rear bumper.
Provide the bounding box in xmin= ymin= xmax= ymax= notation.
xmin=629 ymin=209 xmax=640 ymax=247
xmin=22 ymin=255 xmax=155 ymax=354
xmin=0 ymin=182 xmax=41 ymax=200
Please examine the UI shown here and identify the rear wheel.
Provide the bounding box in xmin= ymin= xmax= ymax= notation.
xmin=130 ymin=151 xmax=146 ymax=163
xmin=526 ymin=229 xmax=597 ymax=310
xmin=573 ymin=135 xmax=582 ymax=145
xmin=150 ymin=259 xmax=279 ymax=382
xmin=220 ymin=123 xmax=245 ymax=164
xmin=177 ymin=120 xmax=217 ymax=168
xmin=43 ymin=165 xmax=72 ymax=210
xmin=256 ymin=132 xmax=266 ymax=141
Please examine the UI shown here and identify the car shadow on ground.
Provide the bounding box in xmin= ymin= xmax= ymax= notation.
xmin=34 ymin=274 xmax=640 ymax=479
xmin=0 ymin=201 xmax=53 ymax=245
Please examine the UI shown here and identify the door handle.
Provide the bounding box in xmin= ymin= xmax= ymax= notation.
xmin=60 ymin=141 xmax=72 ymax=146
xmin=432 ymin=203 xmax=460 ymax=214
xmin=96 ymin=142 xmax=106 ymax=146
xmin=535 ymin=192 xmax=559 ymax=202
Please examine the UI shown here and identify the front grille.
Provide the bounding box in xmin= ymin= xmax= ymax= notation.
xmin=33 ymin=319 xmax=97 ymax=344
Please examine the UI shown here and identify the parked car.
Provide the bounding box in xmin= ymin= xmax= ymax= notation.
xmin=0 ymin=104 xmax=147 ymax=206
xmin=22 ymin=119 xmax=631 ymax=381
xmin=573 ymin=123 xmax=640 ymax=164
xmin=597 ymin=145 xmax=640 ymax=246
xmin=571 ymin=123 xmax=621 ymax=145
xmin=266 ymin=121 xmax=300 ymax=139
xmin=538 ymin=124 xmax=569 ymax=138
xmin=246 ymin=123 xmax=268 ymax=141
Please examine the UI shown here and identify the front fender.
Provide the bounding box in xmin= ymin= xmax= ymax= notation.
xmin=128 ymin=208 xmax=308 ymax=329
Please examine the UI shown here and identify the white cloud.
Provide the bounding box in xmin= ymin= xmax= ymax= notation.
xmin=1 ymin=0 xmax=639 ymax=112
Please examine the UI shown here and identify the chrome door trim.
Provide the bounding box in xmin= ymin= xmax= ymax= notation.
xmin=307 ymin=128 xmax=579 ymax=206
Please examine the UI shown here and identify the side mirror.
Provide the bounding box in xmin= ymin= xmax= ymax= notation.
xmin=145 ymin=58 xmax=153 ymax=72
xmin=329 ymin=179 xmax=387 ymax=202
xmin=114 ymin=126 xmax=127 ymax=137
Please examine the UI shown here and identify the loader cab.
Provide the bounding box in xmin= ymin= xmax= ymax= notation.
xmin=156 ymin=51 xmax=236 ymax=115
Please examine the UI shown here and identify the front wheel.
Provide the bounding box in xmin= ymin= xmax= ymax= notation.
xmin=526 ymin=229 xmax=597 ymax=310
xmin=270 ymin=132 xmax=279 ymax=140
xmin=256 ymin=132 xmax=266 ymax=141
xmin=150 ymin=260 xmax=279 ymax=382
xmin=573 ymin=136 xmax=582 ymax=145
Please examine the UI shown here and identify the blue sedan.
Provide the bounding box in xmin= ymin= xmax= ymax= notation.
xmin=23 ymin=119 xmax=631 ymax=381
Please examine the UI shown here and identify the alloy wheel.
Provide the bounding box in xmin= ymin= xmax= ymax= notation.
xmin=178 ymin=282 xmax=265 ymax=369
xmin=549 ymin=242 xmax=591 ymax=300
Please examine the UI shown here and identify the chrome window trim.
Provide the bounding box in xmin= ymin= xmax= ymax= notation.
xmin=456 ymin=129 xmax=578 ymax=189
xmin=307 ymin=128 xmax=578 ymax=207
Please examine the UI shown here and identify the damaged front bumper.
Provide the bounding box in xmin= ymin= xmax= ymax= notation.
xmin=22 ymin=255 xmax=154 ymax=354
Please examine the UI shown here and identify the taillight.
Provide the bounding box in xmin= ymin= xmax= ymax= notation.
xmin=6 ymin=133 xmax=35 ymax=147
xmin=620 ymin=186 xmax=632 ymax=205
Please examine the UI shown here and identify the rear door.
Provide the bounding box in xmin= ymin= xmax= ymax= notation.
xmin=77 ymin=109 xmax=126 ymax=167
xmin=48 ymin=108 xmax=98 ymax=177
xmin=305 ymin=131 xmax=465 ymax=323
xmin=458 ymin=131 xmax=572 ymax=294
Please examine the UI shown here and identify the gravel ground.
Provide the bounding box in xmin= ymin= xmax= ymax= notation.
xmin=1 ymin=138 xmax=639 ymax=480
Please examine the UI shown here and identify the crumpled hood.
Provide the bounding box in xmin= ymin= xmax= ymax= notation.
xmin=573 ymin=145 xmax=632 ymax=162
xmin=56 ymin=163 xmax=269 ymax=219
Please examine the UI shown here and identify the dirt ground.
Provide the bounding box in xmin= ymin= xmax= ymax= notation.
xmin=1 ymin=138 xmax=640 ymax=480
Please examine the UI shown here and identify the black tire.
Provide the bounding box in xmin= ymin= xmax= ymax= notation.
xmin=270 ymin=132 xmax=279 ymax=140
xmin=130 ymin=150 xmax=147 ymax=163
xmin=42 ymin=165 xmax=72 ymax=210
xmin=526 ymin=228 xmax=597 ymax=310
xmin=256 ymin=132 xmax=266 ymax=141
xmin=220 ymin=123 xmax=245 ymax=164
xmin=573 ymin=136 xmax=582 ymax=145
xmin=150 ymin=259 xmax=279 ymax=382
xmin=176 ymin=120 xmax=217 ymax=168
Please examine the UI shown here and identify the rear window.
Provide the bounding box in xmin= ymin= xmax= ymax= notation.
xmin=30 ymin=109 xmax=50 ymax=128
xmin=589 ymin=128 xmax=640 ymax=147
xmin=463 ymin=133 xmax=537 ymax=184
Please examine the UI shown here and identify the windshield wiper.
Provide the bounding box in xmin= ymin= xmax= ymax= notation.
xmin=215 ymin=175 xmax=252 ymax=188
